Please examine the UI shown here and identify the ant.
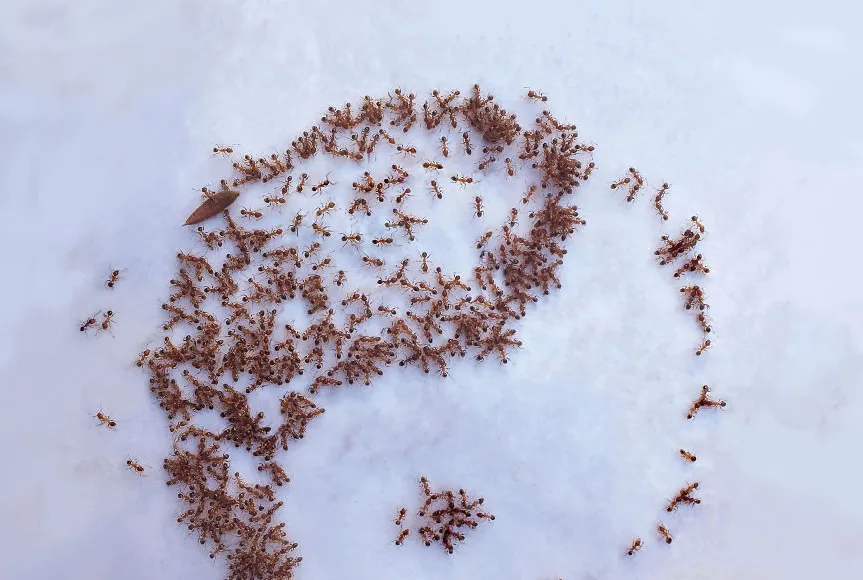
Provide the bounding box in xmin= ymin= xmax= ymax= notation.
xmin=335 ymin=270 xmax=346 ymax=286
xmin=95 ymin=411 xmax=117 ymax=428
xmin=522 ymin=185 xmax=537 ymax=204
xmin=100 ymin=310 xmax=115 ymax=332
xmin=372 ymin=237 xmax=394 ymax=246
xmin=396 ymin=145 xmax=417 ymax=157
xmin=296 ymin=173 xmax=309 ymax=193
xmin=395 ymin=528 xmax=410 ymax=546
xmin=626 ymin=538 xmax=642 ymax=556
xmin=135 ymin=348 xmax=151 ymax=367
xmin=395 ymin=188 xmax=411 ymax=204
xmin=420 ymin=251 xmax=430 ymax=273
xmin=508 ymin=208 xmax=518 ymax=228
xmin=80 ymin=311 xmax=101 ymax=333
xmin=429 ymin=180 xmax=443 ymax=199
xmin=126 ymin=459 xmax=145 ymax=474
xmin=657 ymin=524 xmax=672 ymax=544
xmin=240 ymin=208 xmax=263 ymax=220
xmin=440 ymin=136 xmax=449 ymax=157
xmin=526 ymin=89 xmax=548 ymax=102
xmin=504 ymin=158 xmax=515 ymax=177
xmin=341 ymin=233 xmax=362 ymax=247
xmin=695 ymin=338 xmax=712 ymax=356
xmin=478 ymin=156 xmax=496 ymax=171
xmin=312 ymin=223 xmax=332 ymax=238
xmin=315 ymin=201 xmax=337 ymax=217
xmin=395 ymin=507 xmax=407 ymax=526
xmin=462 ymin=131 xmax=472 ymax=155
xmin=106 ymin=269 xmax=122 ymax=288
xmin=423 ymin=161 xmax=443 ymax=171
xmin=212 ymin=145 xmax=234 ymax=156
xmin=263 ymin=195 xmax=286 ymax=209
xmin=311 ymin=177 xmax=333 ymax=193
xmin=474 ymin=196 xmax=484 ymax=218
xmin=691 ymin=215 xmax=706 ymax=234
xmin=362 ymin=256 xmax=384 ymax=268
xmin=290 ymin=211 xmax=305 ymax=234
xmin=451 ymin=175 xmax=473 ymax=185
xmin=476 ymin=231 xmax=493 ymax=249
xmin=679 ymin=449 xmax=697 ymax=462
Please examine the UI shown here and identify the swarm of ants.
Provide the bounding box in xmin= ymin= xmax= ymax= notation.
xmin=119 ymin=85 xmax=598 ymax=578
xmin=103 ymin=84 xmax=723 ymax=577
xmin=393 ymin=476 xmax=495 ymax=554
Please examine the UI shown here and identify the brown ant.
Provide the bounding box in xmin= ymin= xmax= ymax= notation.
xmin=395 ymin=528 xmax=410 ymax=546
xmin=504 ymin=158 xmax=515 ymax=177
xmin=95 ymin=411 xmax=117 ymax=428
xmin=462 ymin=132 xmax=472 ymax=155
xmin=626 ymin=538 xmax=642 ymax=556
xmin=396 ymin=145 xmax=417 ymax=157
xmin=423 ymin=161 xmax=443 ymax=170
xmin=395 ymin=188 xmax=412 ymax=204
xmin=526 ymin=89 xmax=548 ymax=102
xmin=311 ymin=177 xmax=333 ymax=193
xmin=290 ymin=211 xmax=305 ymax=234
xmin=429 ymin=180 xmax=443 ymax=199
xmin=476 ymin=231 xmax=493 ymax=249
xmin=296 ymin=173 xmax=309 ymax=193
xmin=341 ymin=233 xmax=362 ymax=247
xmin=420 ymin=251 xmax=430 ymax=273
xmin=80 ymin=311 xmax=101 ymax=333
xmin=240 ymin=208 xmax=263 ymax=220
xmin=395 ymin=507 xmax=407 ymax=527
xmin=362 ymin=255 xmax=384 ymax=268
xmin=451 ymin=175 xmax=473 ymax=185
xmin=126 ymin=459 xmax=145 ymax=474
xmin=212 ymin=145 xmax=234 ymax=155
xmin=679 ymin=449 xmax=696 ymax=462
xmin=440 ymin=136 xmax=449 ymax=157
xmin=372 ymin=237 xmax=394 ymax=246
xmin=312 ymin=223 xmax=332 ymax=238
xmin=263 ymin=195 xmax=286 ymax=209
xmin=474 ymin=196 xmax=484 ymax=218
xmin=695 ymin=338 xmax=712 ymax=356
xmin=657 ymin=524 xmax=672 ymax=544
xmin=315 ymin=201 xmax=337 ymax=217
xmin=106 ymin=269 xmax=122 ymax=288
xmin=691 ymin=215 xmax=706 ymax=234
xmin=135 ymin=348 xmax=151 ymax=367
xmin=522 ymin=185 xmax=537 ymax=204
xmin=100 ymin=310 xmax=115 ymax=332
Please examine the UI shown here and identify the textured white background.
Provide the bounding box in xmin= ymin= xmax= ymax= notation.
xmin=2 ymin=1 xmax=862 ymax=579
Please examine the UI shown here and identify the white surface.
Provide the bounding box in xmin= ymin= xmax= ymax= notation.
xmin=2 ymin=1 xmax=862 ymax=579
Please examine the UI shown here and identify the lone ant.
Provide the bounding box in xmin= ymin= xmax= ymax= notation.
xmin=626 ymin=538 xmax=642 ymax=556
xmin=106 ymin=269 xmax=122 ymax=288
xmin=212 ymin=145 xmax=234 ymax=156
xmin=126 ymin=459 xmax=145 ymax=474
xmin=526 ymin=89 xmax=548 ymax=102
xmin=95 ymin=411 xmax=117 ymax=428
xmin=100 ymin=310 xmax=115 ymax=332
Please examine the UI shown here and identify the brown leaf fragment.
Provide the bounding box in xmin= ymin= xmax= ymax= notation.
xmin=184 ymin=188 xmax=240 ymax=225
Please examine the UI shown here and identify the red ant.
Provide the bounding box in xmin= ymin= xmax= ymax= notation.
xmin=106 ymin=269 xmax=122 ymax=288
xmin=420 ymin=251 xmax=430 ymax=273
xmin=212 ymin=145 xmax=234 ymax=155
xmin=462 ymin=131 xmax=472 ymax=155
xmin=95 ymin=411 xmax=117 ymax=428
xmin=372 ymin=237 xmax=394 ymax=246
xmin=423 ymin=161 xmax=443 ymax=170
xmin=296 ymin=173 xmax=309 ymax=193
xmin=657 ymin=524 xmax=672 ymax=544
xmin=396 ymin=145 xmax=417 ymax=157
xmin=126 ymin=459 xmax=145 ymax=474
xmin=504 ymin=158 xmax=515 ymax=176
xmin=429 ymin=181 xmax=443 ymax=199
xmin=240 ymin=208 xmax=263 ymax=220
xmin=451 ymin=175 xmax=473 ymax=185
xmin=679 ymin=449 xmax=696 ymax=462
xmin=526 ymin=89 xmax=548 ymax=102
xmin=626 ymin=538 xmax=642 ymax=556
xmin=100 ymin=310 xmax=115 ymax=332
xmin=440 ymin=136 xmax=449 ymax=157
xmin=395 ymin=188 xmax=411 ymax=204
xmin=474 ymin=196 xmax=484 ymax=218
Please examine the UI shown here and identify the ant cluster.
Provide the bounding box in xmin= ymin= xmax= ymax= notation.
xmin=393 ymin=477 xmax=495 ymax=554
xmin=137 ymin=86 xmax=593 ymax=577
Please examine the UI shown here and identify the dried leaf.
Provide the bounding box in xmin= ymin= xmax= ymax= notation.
xmin=184 ymin=188 xmax=240 ymax=225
